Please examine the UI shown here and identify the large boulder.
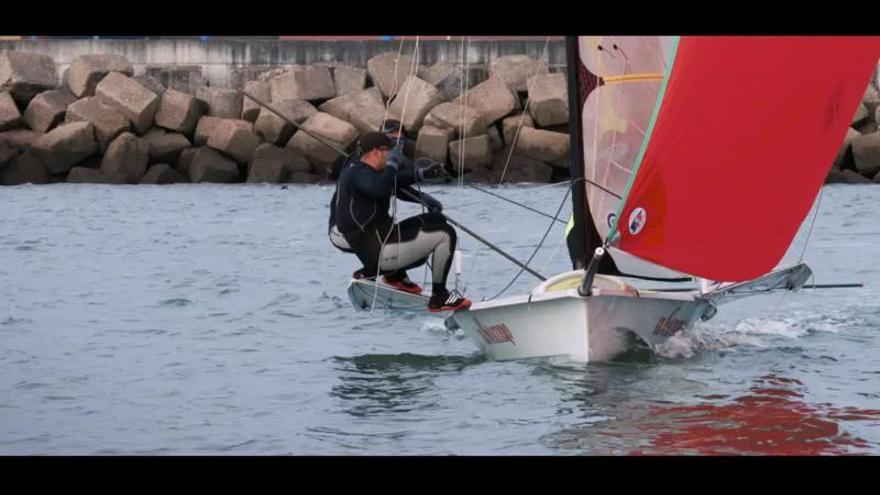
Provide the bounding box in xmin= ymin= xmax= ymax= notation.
xmin=863 ymin=85 xmax=880 ymax=116
xmin=0 ymin=51 xmax=58 ymax=105
xmin=133 ymin=74 xmax=166 ymax=98
xmin=251 ymin=142 xmax=311 ymax=174
xmin=247 ymin=158 xmax=289 ymax=183
xmin=367 ymin=52 xmax=416 ymax=98
xmin=253 ymin=99 xmax=317 ymax=145
xmin=188 ymin=146 xmax=240 ymax=183
xmin=67 ymin=166 xmax=129 ymax=184
xmin=420 ymin=61 xmax=455 ymax=87
xmin=454 ymin=76 xmax=517 ymax=125
xmin=831 ymin=127 xmax=861 ymax=170
xmin=346 ymin=88 xmax=389 ymax=134
xmin=268 ymin=67 xmax=336 ymax=102
xmin=289 ymin=172 xmax=323 ymax=184
xmin=856 ymin=121 xmax=877 ymax=135
xmin=154 ymin=89 xmax=207 ymax=135
xmin=318 ymin=91 xmax=384 ymax=135
xmin=489 ymin=55 xmax=549 ymax=93
xmin=448 ymin=135 xmax=493 ymax=171
xmin=423 ymin=102 xmax=486 ymax=138
xmin=140 ymin=163 xmax=187 ymax=184
xmin=0 ymin=137 xmax=17 ymax=165
xmin=0 ymin=91 xmax=20 ymax=131
xmin=841 ymin=168 xmax=872 ymax=184
xmin=196 ymin=87 xmax=243 ymax=119
xmin=206 ymin=119 xmax=261 ymax=164
xmin=286 ymin=112 xmax=358 ymax=169
xmin=334 ymin=65 xmax=366 ymax=96
xmin=852 ymin=103 xmax=870 ymax=127
xmin=22 ymin=88 xmax=76 ymax=133
xmin=465 ymin=165 xmax=501 ymax=184
xmin=851 ymin=131 xmax=880 ymax=177
xmin=491 ymin=145 xmax=554 ymax=183
xmin=419 ymin=61 xmax=462 ymax=101
xmin=95 ymin=72 xmax=160 ymax=134
xmin=100 ymin=132 xmax=149 ymax=182
xmin=0 ymin=128 xmax=41 ymax=152
xmin=143 ymin=128 xmax=191 ymax=166
xmin=194 ymin=116 xmax=252 ymax=146
xmin=176 ymin=147 xmax=198 ymax=178
xmin=65 ymin=96 xmax=131 ymax=151
xmin=526 ymin=72 xmax=568 ymax=127
xmin=514 ymin=127 xmax=569 ymax=163
xmin=0 ymin=152 xmax=50 ymax=185
xmin=241 ymin=80 xmax=271 ymax=122
xmin=318 ymin=93 xmax=355 ymax=122
xmin=387 ymin=76 xmax=442 ymax=132
xmin=74 ymin=154 xmax=102 ymax=171
xmin=487 ymin=125 xmax=504 ymax=151
xmin=415 ymin=125 xmax=453 ymax=163
xmin=66 ymin=54 xmax=134 ymax=98
xmin=501 ymin=113 xmax=535 ymax=146
xmin=825 ymin=167 xmax=846 ymax=184
xmin=420 ymin=61 xmax=476 ymax=101
xmin=30 ymin=121 xmax=98 ymax=174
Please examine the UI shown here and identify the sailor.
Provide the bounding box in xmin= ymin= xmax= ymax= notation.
xmin=327 ymin=119 xmax=422 ymax=254
xmin=333 ymin=131 xmax=471 ymax=312
xmin=327 ymin=120 xmax=442 ymax=263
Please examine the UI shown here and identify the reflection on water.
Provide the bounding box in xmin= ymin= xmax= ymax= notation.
xmin=631 ymin=373 xmax=880 ymax=455
xmin=330 ymin=353 xmax=486 ymax=417
xmin=546 ymin=370 xmax=880 ymax=455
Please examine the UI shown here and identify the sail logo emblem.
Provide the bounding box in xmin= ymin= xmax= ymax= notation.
xmin=606 ymin=212 xmax=616 ymax=228
xmin=628 ymin=207 xmax=647 ymax=235
xmin=473 ymin=318 xmax=516 ymax=346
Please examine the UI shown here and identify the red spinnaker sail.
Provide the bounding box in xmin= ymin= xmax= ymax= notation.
xmin=616 ymin=36 xmax=880 ymax=281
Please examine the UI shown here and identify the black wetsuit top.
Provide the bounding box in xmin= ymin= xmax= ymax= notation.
xmin=333 ymin=159 xmax=421 ymax=251
xmin=328 ymin=141 xmax=417 ymax=236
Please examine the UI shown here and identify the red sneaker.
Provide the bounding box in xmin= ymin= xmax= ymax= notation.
xmin=428 ymin=290 xmax=471 ymax=312
xmin=382 ymin=275 xmax=423 ymax=294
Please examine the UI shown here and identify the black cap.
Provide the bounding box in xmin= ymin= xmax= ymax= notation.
xmin=357 ymin=132 xmax=393 ymax=154
xmin=380 ymin=119 xmax=402 ymax=133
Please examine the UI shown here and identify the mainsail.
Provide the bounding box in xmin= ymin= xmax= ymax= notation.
xmin=566 ymin=36 xmax=687 ymax=280
xmin=611 ymin=36 xmax=880 ymax=282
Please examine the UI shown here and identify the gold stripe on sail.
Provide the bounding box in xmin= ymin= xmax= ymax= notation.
xmin=603 ymin=73 xmax=664 ymax=84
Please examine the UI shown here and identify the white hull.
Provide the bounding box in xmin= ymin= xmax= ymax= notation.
xmin=347 ymin=278 xmax=455 ymax=314
xmin=347 ymin=262 xmax=811 ymax=363
xmin=448 ymin=271 xmax=711 ymax=362
xmin=447 ymin=264 xmax=811 ymax=363
xmin=348 ymin=278 xmax=430 ymax=312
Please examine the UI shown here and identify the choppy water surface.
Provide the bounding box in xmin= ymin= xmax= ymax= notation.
xmin=1 ymin=183 xmax=879 ymax=455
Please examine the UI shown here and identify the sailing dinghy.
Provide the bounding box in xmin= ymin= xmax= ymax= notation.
xmin=444 ymin=36 xmax=880 ymax=362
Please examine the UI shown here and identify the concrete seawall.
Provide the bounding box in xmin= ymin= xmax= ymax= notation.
xmin=0 ymin=38 xmax=568 ymax=89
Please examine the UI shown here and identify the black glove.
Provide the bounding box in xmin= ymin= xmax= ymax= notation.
xmin=415 ymin=159 xmax=444 ymax=181
xmin=421 ymin=192 xmax=443 ymax=212
xmin=386 ymin=146 xmax=405 ymax=170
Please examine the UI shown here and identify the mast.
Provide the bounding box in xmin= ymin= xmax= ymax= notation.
xmin=565 ymin=35 xmax=622 ymax=275
xmin=565 ymin=36 xmax=587 ymax=269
